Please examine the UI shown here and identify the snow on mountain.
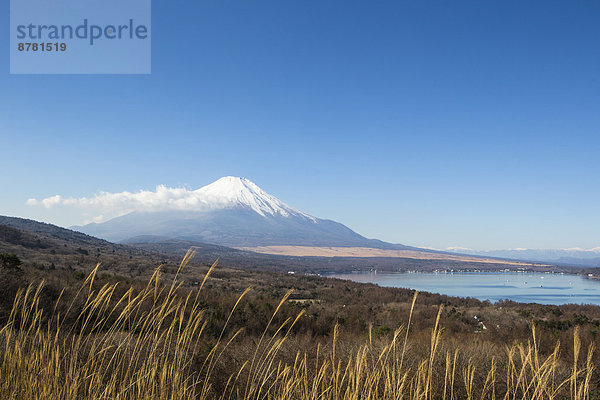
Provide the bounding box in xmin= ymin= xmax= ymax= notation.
xmin=194 ymin=176 xmax=315 ymax=220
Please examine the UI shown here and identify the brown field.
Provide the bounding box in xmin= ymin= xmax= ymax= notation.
xmin=239 ymin=245 xmax=546 ymax=266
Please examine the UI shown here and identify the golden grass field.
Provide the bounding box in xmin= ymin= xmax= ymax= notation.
xmin=238 ymin=246 xmax=545 ymax=266
xmin=0 ymin=250 xmax=593 ymax=399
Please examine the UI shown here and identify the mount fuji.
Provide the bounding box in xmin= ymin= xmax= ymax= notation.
xmin=74 ymin=177 xmax=406 ymax=249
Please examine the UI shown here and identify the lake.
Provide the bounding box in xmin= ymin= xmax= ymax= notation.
xmin=327 ymin=271 xmax=600 ymax=305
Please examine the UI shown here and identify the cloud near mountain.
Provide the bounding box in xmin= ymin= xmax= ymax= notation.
xmin=50 ymin=176 xmax=399 ymax=248
xmin=26 ymin=177 xmax=315 ymax=224
xmin=27 ymin=185 xmax=206 ymax=214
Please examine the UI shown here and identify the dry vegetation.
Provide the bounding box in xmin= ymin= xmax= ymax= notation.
xmin=0 ymin=250 xmax=597 ymax=399
xmin=237 ymin=246 xmax=546 ymax=267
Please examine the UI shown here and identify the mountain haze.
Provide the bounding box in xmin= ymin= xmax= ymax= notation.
xmin=450 ymin=248 xmax=600 ymax=267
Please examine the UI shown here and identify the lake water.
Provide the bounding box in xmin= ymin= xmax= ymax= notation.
xmin=327 ymin=271 xmax=600 ymax=305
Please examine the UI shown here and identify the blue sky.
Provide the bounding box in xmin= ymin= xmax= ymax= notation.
xmin=1 ymin=0 xmax=599 ymax=250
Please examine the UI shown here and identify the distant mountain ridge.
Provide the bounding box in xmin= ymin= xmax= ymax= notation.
xmin=0 ymin=215 xmax=166 ymax=273
xmin=74 ymin=177 xmax=414 ymax=249
xmin=448 ymin=248 xmax=600 ymax=267
xmin=0 ymin=215 xmax=116 ymax=248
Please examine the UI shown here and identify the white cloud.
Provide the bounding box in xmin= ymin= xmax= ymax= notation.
xmin=26 ymin=185 xmax=213 ymax=218
xmin=27 ymin=195 xmax=64 ymax=208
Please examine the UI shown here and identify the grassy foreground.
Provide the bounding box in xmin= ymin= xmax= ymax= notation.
xmin=0 ymin=251 xmax=595 ymax=399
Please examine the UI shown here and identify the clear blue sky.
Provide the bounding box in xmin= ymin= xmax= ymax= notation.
xmin=2 ymin=1 xmax=599 ymax=250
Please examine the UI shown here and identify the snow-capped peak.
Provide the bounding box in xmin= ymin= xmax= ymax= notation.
xmin=195 ymin=176 xmax=315 ymax=220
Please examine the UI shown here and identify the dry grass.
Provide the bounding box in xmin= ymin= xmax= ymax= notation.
xmin=236 ymin=246 xmax=546 ymax=266
xmin=0 ymin=252 xmax=594 ymax=399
